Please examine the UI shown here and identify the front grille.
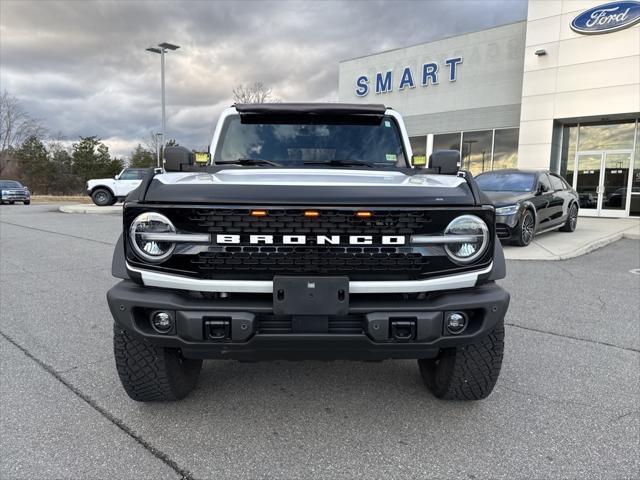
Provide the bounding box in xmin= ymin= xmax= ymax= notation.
xmin=185 ymin=208 xmax=432 ymax=236
xmin=257 ymin=315 xmax=363 ymax=334
xmin=191 ymin=245 xmax=429 ymax=274
xmin=126 ymin=206 xmax=495 ymax=281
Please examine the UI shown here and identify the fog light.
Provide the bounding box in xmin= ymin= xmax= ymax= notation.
xmin=446 ymin=312 xmax=467 ymax=335
xmin=151 ymin=311 xmax=174 ymax=333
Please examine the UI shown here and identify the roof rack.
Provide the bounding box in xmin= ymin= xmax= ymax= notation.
xmin=234 ymin=103 xmax=387 ymax=116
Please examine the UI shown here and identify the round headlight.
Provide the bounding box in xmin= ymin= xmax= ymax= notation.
xmin=444 ymin=215 xmax=489 ymax=264
xmin=129 ymin=212 xmax=175 ymax=263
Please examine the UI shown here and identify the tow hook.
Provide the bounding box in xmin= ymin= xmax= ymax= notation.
xmin=390 ymin=319 xmax=416 ymax=341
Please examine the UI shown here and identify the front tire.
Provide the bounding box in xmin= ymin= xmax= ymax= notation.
xmin=514 ymin=210 xmax=535 ymax=246
xmin=418 ymin=320 xmax=504 ymax=400
xmin=23 ymin=200 xmax=30 ymax=205
xmin=559 ymin=203 xmax=578 ymax=232
xmin=113 ymin=325 xmax=202 ymax=402
xmin=91 ymin=188 xmax=113 ymax=206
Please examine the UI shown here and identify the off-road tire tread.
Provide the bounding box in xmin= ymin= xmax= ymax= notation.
xmin=419 ymin=321 xmax=504 ymax=400
xmin=113 ymin=325 xmax=202 ymax=402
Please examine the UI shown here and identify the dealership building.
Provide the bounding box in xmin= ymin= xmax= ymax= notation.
xmin=338 ymin=0 xmax=640 ymax=217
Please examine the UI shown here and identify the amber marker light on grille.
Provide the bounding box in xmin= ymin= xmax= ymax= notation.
xmin=355 ymin=211 xmax=372 ymax=218
xmin=250 ymin=210 xmax=267 ymax=217
xmin=304 ymin=210 xmax=320 ymax=217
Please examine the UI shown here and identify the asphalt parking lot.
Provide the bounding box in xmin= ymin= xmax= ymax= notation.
xmin=1 ymin=204 xmax=639 ymax=480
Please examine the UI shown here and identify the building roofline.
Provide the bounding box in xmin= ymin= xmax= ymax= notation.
xmin=339 ymin=20 xmax=526 ymax=63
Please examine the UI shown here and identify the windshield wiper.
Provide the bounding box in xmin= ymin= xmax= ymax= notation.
xmin=220 ymin=158 xmax=283 ymax=167
xmin=303 ymin=160 xmax=376 ymax=168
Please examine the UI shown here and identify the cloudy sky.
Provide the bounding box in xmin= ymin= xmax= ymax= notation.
xmin=1 ymin=0 xmax=527 ymax=158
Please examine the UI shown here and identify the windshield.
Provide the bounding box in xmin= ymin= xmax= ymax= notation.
xmin=476 ymin=172 xmax=536 ymax=192
xmin=0 ymin=180 xmax=22 ymax=188
xmin=213 ymin=115 xmax=406 ymax=167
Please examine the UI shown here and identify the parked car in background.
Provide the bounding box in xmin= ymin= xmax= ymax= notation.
xmin=86 ymin=168 xmax=161 ymax=206
xmin=605 ymin=186 xmax=640 ymax=208
xmin=476 ymin=169 xmax=579 ymax=246
xmin=0 ymin=179 xmax=30 ymax=205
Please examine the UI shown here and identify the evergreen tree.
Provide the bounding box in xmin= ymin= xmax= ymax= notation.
xmin=15 ymin=135 xmax=52 ymax=194
xmin=71 ymin=136 xmax=122 ymax=182
xmin=130 ymin=144 xmax=156 ymax=168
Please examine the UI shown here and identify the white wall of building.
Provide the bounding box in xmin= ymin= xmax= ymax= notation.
xmin=517 ymin=0 xmax=640 ymax=169
xmin=338 ymin=22 xmax=526 ymax=136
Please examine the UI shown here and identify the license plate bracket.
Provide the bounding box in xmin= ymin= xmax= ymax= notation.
xmin=273 ymin=276 xmax=349 ymax=316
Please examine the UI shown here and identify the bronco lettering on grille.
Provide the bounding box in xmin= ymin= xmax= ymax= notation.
xmin=215 ymin=234 xmax=406 ymax=245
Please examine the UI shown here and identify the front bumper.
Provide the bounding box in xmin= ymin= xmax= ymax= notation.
xmin=1 ymin=193 xmax=29 ymax=202
xmin=107 ymin=280 xmax=509 ymax=361
xmin=495 ymin=214 xmax=520 ymax=241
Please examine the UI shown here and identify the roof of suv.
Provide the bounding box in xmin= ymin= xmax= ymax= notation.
xmin=234 ymin=103 xmax=387 ymax=116
xmin=477 ymin=169 xmax=548 ymax=175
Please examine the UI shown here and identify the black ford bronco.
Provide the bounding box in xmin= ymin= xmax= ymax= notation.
xmin=108 ymin=103 xmax=509 ymax=402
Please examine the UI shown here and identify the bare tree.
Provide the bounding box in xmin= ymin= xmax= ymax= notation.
xmin=144 ymin=131 xmax=161 ymax=156
xmin=232 ymin=81 xmax=279 ymax=104
xmin=0 ymin=91 xmax=46 ymax=174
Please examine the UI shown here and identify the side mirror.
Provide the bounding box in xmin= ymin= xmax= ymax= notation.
xmin=164 ymin=146 xmax=194 ymax=172
xmin=429 ymin=149 xmax=460 ymax=175
xmin=411 ymin=155 xmax=427 ymax=168
xmin=537 ymin=183 xmax=549 ymax=195
xmin=114 ymin=175 xmax=119 ymax=180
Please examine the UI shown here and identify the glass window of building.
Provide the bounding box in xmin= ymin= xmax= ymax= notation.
xmin=433 ymin=132 xmax=461 ymax=153
xmin=492 ymin=128 xmax=518 ymax=171
xmin=578 ymin=121 xmax=636 ymax=151
xmin=461 ymin=130 xmax=492 ymax=175
xmin=560 ymin=125 xmax=578 ymax=185
xmin=409 ymin=136 xmax=427 ymax=156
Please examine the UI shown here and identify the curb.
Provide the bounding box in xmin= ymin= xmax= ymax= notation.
xmin=504 ymin=227 xmax=639 ymax=261
xmin=59 ymin=204 xmax=122 ymax=214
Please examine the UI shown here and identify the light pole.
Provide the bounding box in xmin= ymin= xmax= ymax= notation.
xmin=155 ymin=132 xmax=163 ymax=169
xmin=146 ymin=42 xmax=180 ymax=166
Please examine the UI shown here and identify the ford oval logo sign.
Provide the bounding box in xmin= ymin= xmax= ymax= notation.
xmin=571 ymin=1 xmax=640 ymax=34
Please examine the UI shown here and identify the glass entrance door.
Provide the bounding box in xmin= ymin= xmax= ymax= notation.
xmin=601 ymin=152 xmax=632 ymax=215
xmin=576 ymin=153 xmax=602 ymax=215
xmin=576 ymin=151 xmax=632 ymax=217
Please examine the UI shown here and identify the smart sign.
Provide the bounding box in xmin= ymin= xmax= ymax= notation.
xmin=355 ymin=57 xmax=462 ymax=97
xmin=570 ymin=1 xmax=640 ymax=34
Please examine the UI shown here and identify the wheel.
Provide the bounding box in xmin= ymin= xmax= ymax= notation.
xmin=113 ymin=325 xmax=202 ymax=402
xmin=514 ymin=210 xmax=535 ymax=246
xmin=9 ymin=201 xmax=15 ymax=205
xmin=418 ymin=320 xmax=504 ymax=400
xmin=23 ymin=200 xmax=30 ymax=205
xmin=559 ymin=203 xmax=578 ymax=232
xmin=108 ymin=197 xmax=118 ymax=206
xmin=91 ymin=188 xmax=113 ymax=206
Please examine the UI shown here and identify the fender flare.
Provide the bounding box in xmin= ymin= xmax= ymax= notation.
xmin=89 ymin=184 xmax=115 ymax=197
xmin=111 ymin=234 xmax=129 ymax=279
xmin=482 ymin=235 xmax=506 ymax=282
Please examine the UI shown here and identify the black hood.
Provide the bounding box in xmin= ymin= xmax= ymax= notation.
xmin=482 ymin=190 xmax=533 ymax=207
xmin=141 ymin=168 xmax=478 ymax=206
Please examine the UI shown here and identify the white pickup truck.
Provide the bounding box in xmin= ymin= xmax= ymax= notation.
xmin=86 ymin=168 xmax=162 ymax=206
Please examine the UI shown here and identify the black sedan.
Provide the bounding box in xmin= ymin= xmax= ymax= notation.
xmin=475 ymin=169 xmax=579 ymax=246
xmin=0 ymin=179 xmax=30 ymax=205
